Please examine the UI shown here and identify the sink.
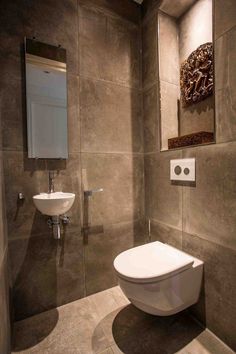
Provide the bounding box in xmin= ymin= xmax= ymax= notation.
xmin=33 ymin=192 xmax=75 ymax=216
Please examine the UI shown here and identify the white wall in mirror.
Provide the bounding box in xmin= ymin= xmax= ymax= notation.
xmin=25 ymin=40 xmax=68 ymax=159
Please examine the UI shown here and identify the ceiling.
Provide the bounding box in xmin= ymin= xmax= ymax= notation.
xmin=159 ymin=0 xmax=197 ymax=18
xmin=132 ymin=0 xmax=198 ymax=18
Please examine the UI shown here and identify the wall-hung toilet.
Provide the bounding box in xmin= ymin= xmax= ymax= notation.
xmin=113 ymin=241 xmax=203 ymax=316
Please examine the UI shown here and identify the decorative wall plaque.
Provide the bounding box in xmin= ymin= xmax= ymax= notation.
xmin=180 ymin=42 xmax=213 ymax=107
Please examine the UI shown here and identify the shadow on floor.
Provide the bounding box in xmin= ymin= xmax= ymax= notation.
xmin=112 ymin=304 xmax=204 ymax=354
xmin=13 ymin=308 xmax=59 ymax=352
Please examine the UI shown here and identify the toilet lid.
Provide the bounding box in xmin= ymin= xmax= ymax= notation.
xmin=114 ymin=241 xmax=194 ymax=283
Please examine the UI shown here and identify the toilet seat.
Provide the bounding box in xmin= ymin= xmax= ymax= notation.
xmin=114 ymin=241 xmax=203 ymax=316
xmin=114 ymin=241 xmax=194 ymax=284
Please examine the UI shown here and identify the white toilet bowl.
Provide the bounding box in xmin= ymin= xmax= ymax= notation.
xmin=113 ymin=241 xmax=203 ymax=316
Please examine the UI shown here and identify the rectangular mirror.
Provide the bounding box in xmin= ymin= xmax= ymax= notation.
xmin=158 ymin=0 xmax=215 ymax=151
xmin=25 ymin=38 xmax=68 ymax=159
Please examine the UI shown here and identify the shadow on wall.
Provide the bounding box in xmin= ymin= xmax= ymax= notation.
xmin=11 ymin=214 xmax=60 ymax=350
xmin=82 ymin=193 xmax=104 ymax=245
xmin=179 ymin=95 xmax=215 ymax=136
xmin=10 ymin=211 xmax=59 ymax=320
xmin=189 ymin=271 xmax=206 ymax=327
xmin=130 ymin=32 xmax=145 ymax=246
xmin=111 ymin=304 xmax=204 ymax=354
xmin=81 ymin=86 xmax=145 ymax=295
xmin=7 ymin=48 xmax=61 ymax=344
xmin=10 ymin=5 xmax=145 ymax=337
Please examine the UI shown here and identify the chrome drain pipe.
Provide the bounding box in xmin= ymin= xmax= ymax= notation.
xmin=47 ymin=215 xmax=70 ymax=240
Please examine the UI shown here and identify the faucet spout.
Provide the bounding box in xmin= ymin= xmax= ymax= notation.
xmin=48 ymin=171 xmax=55 ymax=193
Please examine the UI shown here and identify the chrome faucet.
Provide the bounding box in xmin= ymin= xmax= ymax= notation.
xmin=48 ymin=171 xmax=55 ymax=193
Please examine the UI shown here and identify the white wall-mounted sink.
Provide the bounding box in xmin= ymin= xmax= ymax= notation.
xmin=33 ymin=192 xmax=75 ymax=216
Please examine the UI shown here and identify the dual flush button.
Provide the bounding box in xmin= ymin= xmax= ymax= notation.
xmin=174 ymin=165 xmax=190 ymax=176
xmin=170 ymin=158 xmax=195 ymax=182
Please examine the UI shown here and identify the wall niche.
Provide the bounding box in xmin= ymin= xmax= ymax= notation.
xmin=158 ymin=0 xmax=215 ymax=151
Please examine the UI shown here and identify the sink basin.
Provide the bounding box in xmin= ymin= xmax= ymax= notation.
xmin=33 ymin=192 xmax=75 ymax=216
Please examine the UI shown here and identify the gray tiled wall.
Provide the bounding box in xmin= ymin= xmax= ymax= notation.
xmin=1 ymin=1 xmax=235 ymax=351
xmin=0 ymin=126 xmax=11 ymax=351
xmin=0 ymin=0 xmax=145 ymax=321
xmin=142 ymin=0 xmax=236 ymax=350
xmin=0 ymin=2 xmax=11 ymax=343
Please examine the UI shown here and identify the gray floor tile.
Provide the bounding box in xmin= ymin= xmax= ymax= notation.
xmin=12 ymin=286 xmax=234 ymax=354
xmin=110 ymin=286 xmax=130 ymax=308
xmin=110 ymin=343 xmax=125 ymax=354
xmin=176 ymin=329 xmax=235 ymax=354
xmin=88 ymin=288 xmax=120 ymax=321
xmin=98 ymin=348 xmax=114 ymax=354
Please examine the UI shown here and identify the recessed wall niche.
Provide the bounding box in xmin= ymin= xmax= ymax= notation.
xmin=158 ymin=0 xmax=215 ymax=151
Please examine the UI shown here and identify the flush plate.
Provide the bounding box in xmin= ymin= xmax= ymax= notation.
xmin=170 ymin=158 xmax=195 ymax=181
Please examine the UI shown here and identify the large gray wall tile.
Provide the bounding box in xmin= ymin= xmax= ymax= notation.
xmin=0 ymin=0 xmax=24 ymax=56
xmin=0 ymin=117 xmax=10 ymax=352
xmin=142 ymin=0 xmax=161 ymax=20
xmin=144 ymin=151 xmax=182 ymax=229
xmin=0 ymin=112 xmax=10 ymax=351
xmin=79 ymin=0 xmax=141 ymax=25
xmin=160 ymin=81 xmax=179 ymax=150
xmin=158 ymin=12 xmax=179 ymax=85
xmin=85 ymin=221 xmax=143 ymax=295
xmin=3 ymin=151 xmax=81 ymax=240
xmin=215 ymin=26 xmax=236 ymax=143
xmin=23 ymin=0 xmax=79 ymax=75
xmin=143 ymin=84 xmax=160 ymax=153
xmin=67 ymin=75 xmax=80 ymax=154
xmin=81 ymin=153 xmax=144 ymax=226
xmin=0 ymin=152 xmax=7 ymax=265
xmin=182 ymin=232 xmax=236 ymax=351
xmin=1 ymin=0 xmax=144 ymax=324
xmin=0 ymin=0 xmax=79 ymax=75
xmin=56 ymin=233 xmax=85 ymax=307
xmin=215 ymin=0 xmax=236 ymax=40
xmin=79 ymin=5 xmax=141 ymax=88
xmin=142 ymin=0 xmax=236 ymax=351
xmin=0 ymin=254 xmax=11 ymax=354
xmin=0 ymin=78 xmax=26 ymax=152
xmin=182 ymin=143 xmax=236 ymax=251
xmin=9 ymin=232 xmax=85 ymax=320
xmin=150 ymin=219 xmax=182 ymax=248
xmin=142 ymin=12 xmax=158 ymax=89
xmin=179 ymin=95 xmax=215 ymax=136
xmin=80 ymin=78 xmax=143 ymax=153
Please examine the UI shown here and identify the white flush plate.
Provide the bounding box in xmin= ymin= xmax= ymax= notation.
xmin=170 ymin=158 xmax=195 ymax=182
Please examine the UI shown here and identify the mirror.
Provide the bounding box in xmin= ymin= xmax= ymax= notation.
xmin=25 ymin=38 xmax=68 ymax=159
xmin=158 ymin=0 xmax=215 ymax=151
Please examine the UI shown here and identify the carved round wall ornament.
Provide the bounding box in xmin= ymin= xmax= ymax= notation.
xmin=180 ymin=42 xmax=213 ymax=107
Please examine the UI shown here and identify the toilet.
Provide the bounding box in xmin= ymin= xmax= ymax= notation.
xmin=113 ymin=241 xmax=203 ymax=316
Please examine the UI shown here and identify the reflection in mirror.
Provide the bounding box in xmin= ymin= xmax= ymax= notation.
xmin=158 ymin=0 xmax=214 ymax=151
xmin=25 ymin=38 xmax=68 ymax=158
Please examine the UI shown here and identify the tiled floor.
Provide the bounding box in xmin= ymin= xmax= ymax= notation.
xmin=12 ymin=286 xmax=234 ymax=354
